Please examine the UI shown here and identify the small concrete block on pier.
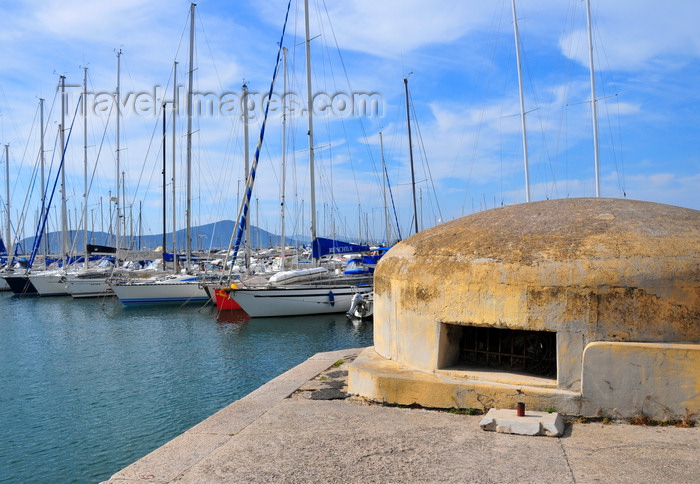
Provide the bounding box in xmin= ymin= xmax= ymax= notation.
xmin=479 ymin=408 xmax=565 ymax=437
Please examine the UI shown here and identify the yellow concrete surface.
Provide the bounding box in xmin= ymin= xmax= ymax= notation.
xmin=581 ymin=341 xmax=700 ymax=419
xmin=349 ymin=347 xmax=582 ymax=414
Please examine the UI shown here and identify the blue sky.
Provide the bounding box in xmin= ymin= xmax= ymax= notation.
xmin=0 ymin=0 xmax=698 ymax=247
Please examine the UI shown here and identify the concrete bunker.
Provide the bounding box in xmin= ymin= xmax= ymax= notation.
xmin=348 ymin=198 xmax=699 ymax=420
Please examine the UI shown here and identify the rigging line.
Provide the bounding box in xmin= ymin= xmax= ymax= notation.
xmin=4 ymin=143 xmax=37 ymax=248
xmin=613 ymin=100 xmax=626 ymax=197
xmin=384 ymin=152 xmax=402 ymax=242
xmin=316 ymin=2 xmax=360 ymax=221
xmin=2 ymin=102 xmax=39 ymax=222
xmin=589 ymin=13 xmax=626 ymax=197
xmin=132 ymin=11 xmax=197 ymax=241
xmin=10 ymin=98 xmax=60 ymax=251
xmin=85 ymin=74 xmax=115 ymax=214
xmin=408 ymin=87 xmax=443 ymax=223
xmin=515 ymin=4 xmax=556 ymax=200
xmin=461 ymin=1 xmax=507 ymax=214
xmin=197 ymin=13 xmax=225 ymax=94
xmin=227 ymin=0 xmax=292 ymax=268
xmin=557 ymin=0 xmax=581 ymax=199
xmin=320 ymin=0 xmax=383 ymax=203
xmin=197 ymin=6 xmax=241 ymax=187
xmin=132 ymin=104 xmax=162 ymax=203
xmin=29 ymin=92 xmax=82 ymax=267
xmin=0 ymin=85 xmax=28 ymax=165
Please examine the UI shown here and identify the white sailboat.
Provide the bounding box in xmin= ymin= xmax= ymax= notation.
xmin=65 ymin=57 xmax=122 ymax=298
xmin=28 ymin=75 xmax=75 ymax=296
xmin=226 ymin=0 xmax=373 ymax=318
xmin=111 ymin=4 xmax=209 ymax=306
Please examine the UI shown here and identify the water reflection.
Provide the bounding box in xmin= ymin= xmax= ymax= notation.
xmin=216 ymin=309 xmax=251 ymax=324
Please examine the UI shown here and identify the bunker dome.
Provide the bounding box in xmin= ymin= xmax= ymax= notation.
xmin=349 ymin=198 xmax=699 ymax=420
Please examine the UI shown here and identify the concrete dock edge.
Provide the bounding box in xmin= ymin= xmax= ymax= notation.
xmin=102 ymin=348 xmax=363 ymax=483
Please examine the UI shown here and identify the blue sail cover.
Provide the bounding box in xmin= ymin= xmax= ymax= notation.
xmin=312 ymin=237 xmax=370 ymax=259
xmin=0 ymin=236 xmax=6 ymax=256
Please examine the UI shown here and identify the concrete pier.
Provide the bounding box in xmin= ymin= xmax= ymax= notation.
xmin=103 ymin=347 xmax=699 ymax=483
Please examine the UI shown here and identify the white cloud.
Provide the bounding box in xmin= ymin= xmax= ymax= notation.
xmin=558 ymin=0 xmax=700 ymax=71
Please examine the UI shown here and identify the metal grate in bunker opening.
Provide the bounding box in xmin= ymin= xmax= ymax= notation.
xmin=458 ymin=326 xmax=556 ymax=377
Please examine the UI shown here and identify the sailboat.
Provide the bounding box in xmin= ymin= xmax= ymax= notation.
xmin=224 ymin=0 xmax=373 ymax=318
xmin=30 ymin=71 xmax=91 ymax=297
xmin=3 ymin=78 xmax=74 ymax=296
xmin=111 ymin=4 xmax=211 ymax=306
xmin=64 ymin=59 xmax=140 ymax=298
xmin=0 ymin=146 xmax=13 ymax=291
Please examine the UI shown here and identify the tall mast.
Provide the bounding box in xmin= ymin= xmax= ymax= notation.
xmin=115 ymin=50 xmax=122 ymax=257
xmin=60 ymin=75 xmax=68 ymax=259
xmin=280 ymin=47 xmax=288 ymax=257
xmin=185 ymin=2 xmax=195 ymax=268
xmin=83 ymin=67 xmax=89 ymax=268
xmin=304 ymin=0 xmax=317 ymax=265
xmin=171 ymin=61 xmax=178 ymax=273
xmin=242 ymin=83 xmax=250 ymax=267
xmin=39 ymin=98 xmax=47 ymax=257
xmin=586 ymin=0 xmax=600 ymax=197
xmin=4 ymin=144 xmax=9 ymax=256
xmin=404 ymin=76 xmax=419 ymax=235
xmin=511 ymin=0 xmax=530 ymax=202
xmin=122 ymin=172 xmax=126 ymax=248
xmin=379 ymin=131 xmax=390 ymax=244
xmin=162 ymin=101 xmax=167 ymax=252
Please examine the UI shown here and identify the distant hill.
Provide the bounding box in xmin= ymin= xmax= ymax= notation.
xmin=13 ymin=220 xmax=310 ymax=254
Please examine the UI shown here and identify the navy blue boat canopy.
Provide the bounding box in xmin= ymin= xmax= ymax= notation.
xmin=312 ymin=237 xmax=370 ymax=259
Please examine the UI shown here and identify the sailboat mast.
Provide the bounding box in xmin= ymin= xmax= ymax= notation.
xmin=115 ymin=50 xmax=122 ymax=257
xmin=60 ymin=75 xmax=68 ymax=259
xmin=511 ymin=0 xmax=530 ymax=203
xmin=586 ymin=0 xmax=600 ymax=197
xmin=83 ymin=67 xmax=89 ymax=268
xmin=4 ymin=144 xmax=9 ymax=255
xmin=280 ymin=47 xmax=288 ymax=256
xmin=39 ymin=98 xmax=47 ymax=257
xmin=304 ymin=0 xmax=317 ymax=265
xmin=162 ymin=102 xmax=167 ymax=252
xmin=404 ymin=76 xmax=419 ymax=235
xmin=185 ymin=2 xmax=195 ymax=268
xmin=172 ymin=61 xmax=178 ymax=273
xmin=242 ymin=83 xmax=250 ymax=266
xmin=379 ymin=131 xmax=390 ymax=244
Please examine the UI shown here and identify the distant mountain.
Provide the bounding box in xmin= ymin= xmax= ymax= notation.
xmin=14 ymin=220 xmax=310 ymax=254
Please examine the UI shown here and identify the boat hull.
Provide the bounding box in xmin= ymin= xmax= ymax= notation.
xmin=28 ymin=272 xmax=70 ymax=296
xmin=2 ymin=274 xmax=38 ymax=295
xmin=213 ymin=287 xmax=242 ymax=310
xmin=66 ymin=277 xmax=113 ymax=298
xmin=111 ymin=280 xmax=209 ymax=306
xmin=229 ymin=285 xmax=372 ymax=317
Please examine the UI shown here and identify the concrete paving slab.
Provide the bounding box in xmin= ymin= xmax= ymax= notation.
xmin=480 ymin=408 xmax=565 ymax=436
xmin=561 ymin=423 xmax=700 ymax=483
xmin=174 ymin=399 xmax=573 ymax=484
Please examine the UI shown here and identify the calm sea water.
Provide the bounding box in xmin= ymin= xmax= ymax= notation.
xmin=0 ymin=291 xmax=373 ymax=483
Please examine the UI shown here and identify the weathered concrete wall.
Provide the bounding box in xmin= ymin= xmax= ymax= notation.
xmin=349 ymin=347 xmax=583 ymax=415
xmin=580 ymin=342 xmax=700 ymax=419
xmin=373 ymin=199 xmax=699 ymax=378
xmin=350 ymin=343 xmax=700 ymax=420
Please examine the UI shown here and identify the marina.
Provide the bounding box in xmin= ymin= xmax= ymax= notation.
xmin=0 ymin=1 xmax=698 ymax=481
xmin=0 ymin=292 xmax=373 ymax=483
